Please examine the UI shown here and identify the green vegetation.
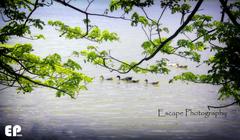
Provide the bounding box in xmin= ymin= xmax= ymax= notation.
xmin=0 ymin=0 xmax=239 ymax=107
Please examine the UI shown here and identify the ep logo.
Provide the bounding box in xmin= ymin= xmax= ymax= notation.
xmin=5 ymin=125 xmax=22 ymax=137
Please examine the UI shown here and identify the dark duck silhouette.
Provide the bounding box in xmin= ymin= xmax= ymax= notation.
xmin=145 ymin=79 xmax=159 ymax=85
xmin=100 ymin=75 xmax=113 ymax=80
xmin=116 ymin=75 xmax=132 ymax=81
xmin=130 ymin=80 xmax=140 ymax=83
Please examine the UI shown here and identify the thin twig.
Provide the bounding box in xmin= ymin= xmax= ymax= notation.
xmin=208 ymin=101 xmax=238 ymax=110
xmin=54 ymin=0 xmax=132 ymax=21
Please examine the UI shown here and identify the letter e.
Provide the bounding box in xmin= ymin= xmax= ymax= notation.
xmin=5 ymin=125 xmax=12 ymax=137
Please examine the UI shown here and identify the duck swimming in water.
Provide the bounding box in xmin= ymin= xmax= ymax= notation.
xmin=168 ymin=63 xmax=188 ymax=69
xmin=176 ymin=64 xmax=188 ymax=69
xmin=116 ymin=75 xmax=132 ymax=81
xmin=145 ymin=79 xmax=159 ymax=85
xmin=100 ymin=75 xmax=113 ymax=80
xmin=129 ymin=79 xmax=140 ymax=83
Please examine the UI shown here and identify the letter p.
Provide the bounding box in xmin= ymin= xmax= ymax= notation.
xmin=13 ymin=125 xmax=21 ymax=136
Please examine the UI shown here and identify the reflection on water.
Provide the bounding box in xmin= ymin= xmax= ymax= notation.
xmin=0 ymin=79 xmax=240 ymax=139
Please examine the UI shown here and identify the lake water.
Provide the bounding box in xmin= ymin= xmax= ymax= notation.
xmin=1 ymin=1 xmax=240 ymax=139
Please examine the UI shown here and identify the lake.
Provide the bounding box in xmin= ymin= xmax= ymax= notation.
xmin=0 ymin=1 xmax=240 ymax=139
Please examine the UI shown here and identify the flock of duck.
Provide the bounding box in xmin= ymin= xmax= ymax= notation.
xmin=100 ymin=75 xmax=159 ymax=85
xmin=168 ymin=63 xmax=188 ymax=69
xmin=99 ymin=63 xmax=188 ymax=85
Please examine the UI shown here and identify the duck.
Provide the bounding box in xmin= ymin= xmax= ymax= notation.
xmin=129 ymin=79 xmax=140 ymax=83
xmin=116 ymin=75 xmax=132 ymax=81
xmin=176 ymin=64 xmax=188 ymax=69
xmin=168 ymin=63 xmax=178 ymax=67
xmin=145 ymin=79 xmax=159 ymax=85
xmin=100 ymin=75 xmax=113 ymax=80
xmin=168 ymin=63 xmax=188 ymax=69
xmin=106 ymin=77 xmax=114 ymax=80
xmin=100 ymin=75 xmax=104 ymax=80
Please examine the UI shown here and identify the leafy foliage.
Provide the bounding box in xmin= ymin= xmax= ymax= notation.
xmin=141 ymin=38 xmax=173 ymax=55
xmin=48 ymin=20 xmax=119 ymax=42
xmin=0 ymin=0 xmax=92 ymax=98
xmin=131 ymin=12 xmax=149 ymax=26
xmin=107 ymin=0 xmax=240 ymax=104
xmin=109 ymin=0 xmax=154 ymax=13
xmin=0 ymin=43 xmax=92 ymax=98
xmin=0 ymin=0 xmax=45 ymax=43
xmin=170 ymin=1 xmax=240 ymax=102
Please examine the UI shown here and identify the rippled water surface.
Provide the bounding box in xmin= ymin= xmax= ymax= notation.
xmin=1 ymin=79 xmax=240 ymax=139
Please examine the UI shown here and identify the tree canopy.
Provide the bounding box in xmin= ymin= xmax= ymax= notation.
xmin=0 ymin=0 xmax=239 ymax=108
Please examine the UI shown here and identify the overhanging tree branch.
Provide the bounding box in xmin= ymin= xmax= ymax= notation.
xmin=54 ymin=0 xmax=132 ymax=21
xmin=104 ymin=0 xmax=203 ymax=74
xmin=0 ymin=59 xmax=72 ymax=97
xmin=219 ymin=0 xmax=240 ymax=26
xmin=23 ymin=0 xmax=39 ymax=26
xmin=144 ymin=0 xmax=203 ymax=61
